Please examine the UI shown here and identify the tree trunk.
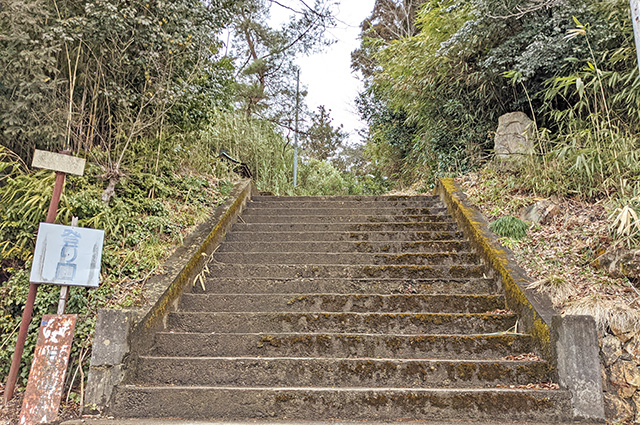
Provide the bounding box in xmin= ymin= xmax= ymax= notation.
xmin=101 ymin=176 xmax=118 ymax=204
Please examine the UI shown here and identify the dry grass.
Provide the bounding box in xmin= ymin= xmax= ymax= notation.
xmin=386 ymin=180 xmax=430 ymax=196
xmin=565 ymin=295 xmax=640 ymax=334
xmin=458 ymin=169 xmax=640 ymax=334
xmin=528 ymin=275 xmax=576 ymax=305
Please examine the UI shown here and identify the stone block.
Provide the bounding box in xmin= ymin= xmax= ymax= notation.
xmin=84 ymin=309 xmax=141 ymax=411
xmin=594 ymin=248 xmax=640 ymax=283
xmin=552 ymin=314 xmax=605 ymax=422
xmin=494 ymin=112 xmax=534 ymax=160
xmin=84 ymin=364 xmax=124 ymax=412
xmin=519 ymin=200 xmax=560 ymax=225
xmin=89 ymin=309 xmax=140 ymax=366
xmin=605 ymin=392 xmax=634 ymax=423
xmin=601 ymin=334 xmax=623 ymax=367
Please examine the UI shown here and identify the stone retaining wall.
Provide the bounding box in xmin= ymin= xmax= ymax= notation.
xmin=601 ymin=329 xmax=640 ymax=423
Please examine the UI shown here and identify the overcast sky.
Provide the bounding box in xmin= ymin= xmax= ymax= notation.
xmin=270 ymin=0 xmax=376 ymax=144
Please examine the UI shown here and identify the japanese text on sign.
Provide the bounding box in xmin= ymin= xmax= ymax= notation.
xmin=30 ymin=223 xmax=104 ymax=288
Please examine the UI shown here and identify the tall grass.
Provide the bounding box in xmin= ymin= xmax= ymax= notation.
xmin=519 ymin=122 xmax=640 ymax=200
xmin=199 ymin=110 xmax=296 ymax=194
xmin=195 ymin=110 xmax=383 ymax=196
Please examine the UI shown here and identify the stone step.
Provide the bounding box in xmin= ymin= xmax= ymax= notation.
xmin=246 ymin=201 xmax=445 ymax=209
xmin=179 ymin=294 xmax=505 ymax=313
xmin=238 ymin=215 xmax=455 ymax=224
xmin=212 ymin=252 xmax=478 ymax=266
xmin=151 ymin=332 xmax=531 ymax=359
xmin=131 ymin=357 xmax=554 ymax=388
xmin=241 ymin=207 xmax=450 ymax=216
xmin=192 ymin=277 xmax=499 ymax=295
xmin=109 ymin=386 xmax=572 ymax=422
xmin=166 ymin=312 xmax=517 ymax=334
xmin=104 ymin=190 xmax=579 ymax=424
xmin=231 ymin=222 xmax=458 ymax=233
xmin=250 ymin=195 xmax=439 ymax=202
xmin=225 ymin=231 xmax=465 ymax=243
xmin=217 ymin=240 xmax=471 ymax=254
xmin=62 ymin=418 xmax=581 ymax=425
xmin=206 ymin=264 xmax=487 ymax=280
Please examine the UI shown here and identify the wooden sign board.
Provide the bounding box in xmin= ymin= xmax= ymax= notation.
xmin=30 ymin=223 xmax=104 ymax=288
xmin=32 ymin=150 xmax=85 ymax=176
xmin=19 ymin=314 xmax=77 ymax=425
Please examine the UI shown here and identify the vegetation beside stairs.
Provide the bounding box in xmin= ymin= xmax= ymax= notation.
xmin=85 ymin=178 xmax=605 ymax=423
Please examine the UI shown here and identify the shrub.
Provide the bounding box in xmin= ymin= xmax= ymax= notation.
xmin=490 ymin=216 xmax=529 ymax=240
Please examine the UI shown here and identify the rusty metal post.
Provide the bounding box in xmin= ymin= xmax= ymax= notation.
xmin=19 ymin=314 xmax=78 ymax=425
xmin=4 ymin=168 xmax=67 ymax=402
xmin=46 ymin=171 xmax=66 ymax=223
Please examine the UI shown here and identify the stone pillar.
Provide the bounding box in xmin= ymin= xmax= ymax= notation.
xmin=85 ymin=309 xmax=141 ymax=413
xmin=552 ymin=315 xmax=606 ymax=422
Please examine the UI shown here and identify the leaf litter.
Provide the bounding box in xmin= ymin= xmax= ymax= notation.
xmin=457 ymin=171 xmax=640 ymax=334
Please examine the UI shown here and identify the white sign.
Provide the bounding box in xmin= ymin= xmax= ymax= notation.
xmin=32 ymin=150 xmax=86 ymax=176
xmin=30 ymin=223 xmax=104 ymax=288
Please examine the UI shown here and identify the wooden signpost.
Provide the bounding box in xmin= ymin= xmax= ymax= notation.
xmin=4 ymin=150 xmax=98 ymax=425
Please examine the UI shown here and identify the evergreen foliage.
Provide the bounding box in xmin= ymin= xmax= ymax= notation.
xmin=0 ymin=0 xmax=237 ymax=161
xmin=353 ymin=0 xmax=640 ymax=196
xmin=302 ymin=106 xmax=347 ymax=162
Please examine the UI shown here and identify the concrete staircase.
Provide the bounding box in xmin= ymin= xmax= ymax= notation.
xmin=110 ymin=195 xmax=573 ymax=423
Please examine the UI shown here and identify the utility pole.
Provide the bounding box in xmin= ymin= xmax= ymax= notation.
xmin=293 ymin=68 xmax=300 ymax=188
xmin=632 ymin=1 xmax=640 ymax=77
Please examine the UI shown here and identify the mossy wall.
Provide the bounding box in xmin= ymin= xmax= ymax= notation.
xmin=87 ymin=179 xmax=256 ymax=411
xmin=129 ymin=179 xmax=256 ymax=352
xmin=435 ymin=178 xmax=558 ymax=361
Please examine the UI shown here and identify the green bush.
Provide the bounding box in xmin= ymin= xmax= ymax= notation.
xmin=295 ymin=159 xmax=348 ymax=196
xmin=0 ymin=144 xmax=232 ymax=391
xmin=490 ymin=216 xmax=529 ymax=240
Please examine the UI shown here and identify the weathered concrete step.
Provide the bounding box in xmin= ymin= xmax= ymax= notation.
xmin=61 ymin=416 xmax=593 ymax=425
xmin=212 ymin=252 xmax=478 ymax=266
xmin=225 ymin=231 xmax=465 ymax=243
xmin=231 ymin=222 xmax=458 ymax=233
xmin=109 ymin=386 xmax=572 ymax=422
xmin=179 ymin=294 xmax=505 ymax=313
xmin=250 ymin=195 xmax=439 ymax=202
xmin=151 ymin=332 xmax=534 ymax=359
xmin=246 ymin=201 xmax=445 ymax=209
xmin=132 ymin=357 xmax=554 ymax=388
xmin=62 ymin=418 xmax=582 ymax=425
xmin=192 ymin=277 xmax=499 ymax=295
xmin=238 ymin=215 xmax=454 ymax=224
xmin=207 ymin=264 xmax=486 ymax=280
xmin=166 ymin=312 xmax=517 ymax=334
xmin=241 ymin=207 xmax=450 ymax=216
xmin=218 ymin=241 xmax=471 ymax=254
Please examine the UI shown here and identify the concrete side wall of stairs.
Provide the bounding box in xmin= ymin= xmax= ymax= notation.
xmin=85 ymin=179 xmax=256 ymax=411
